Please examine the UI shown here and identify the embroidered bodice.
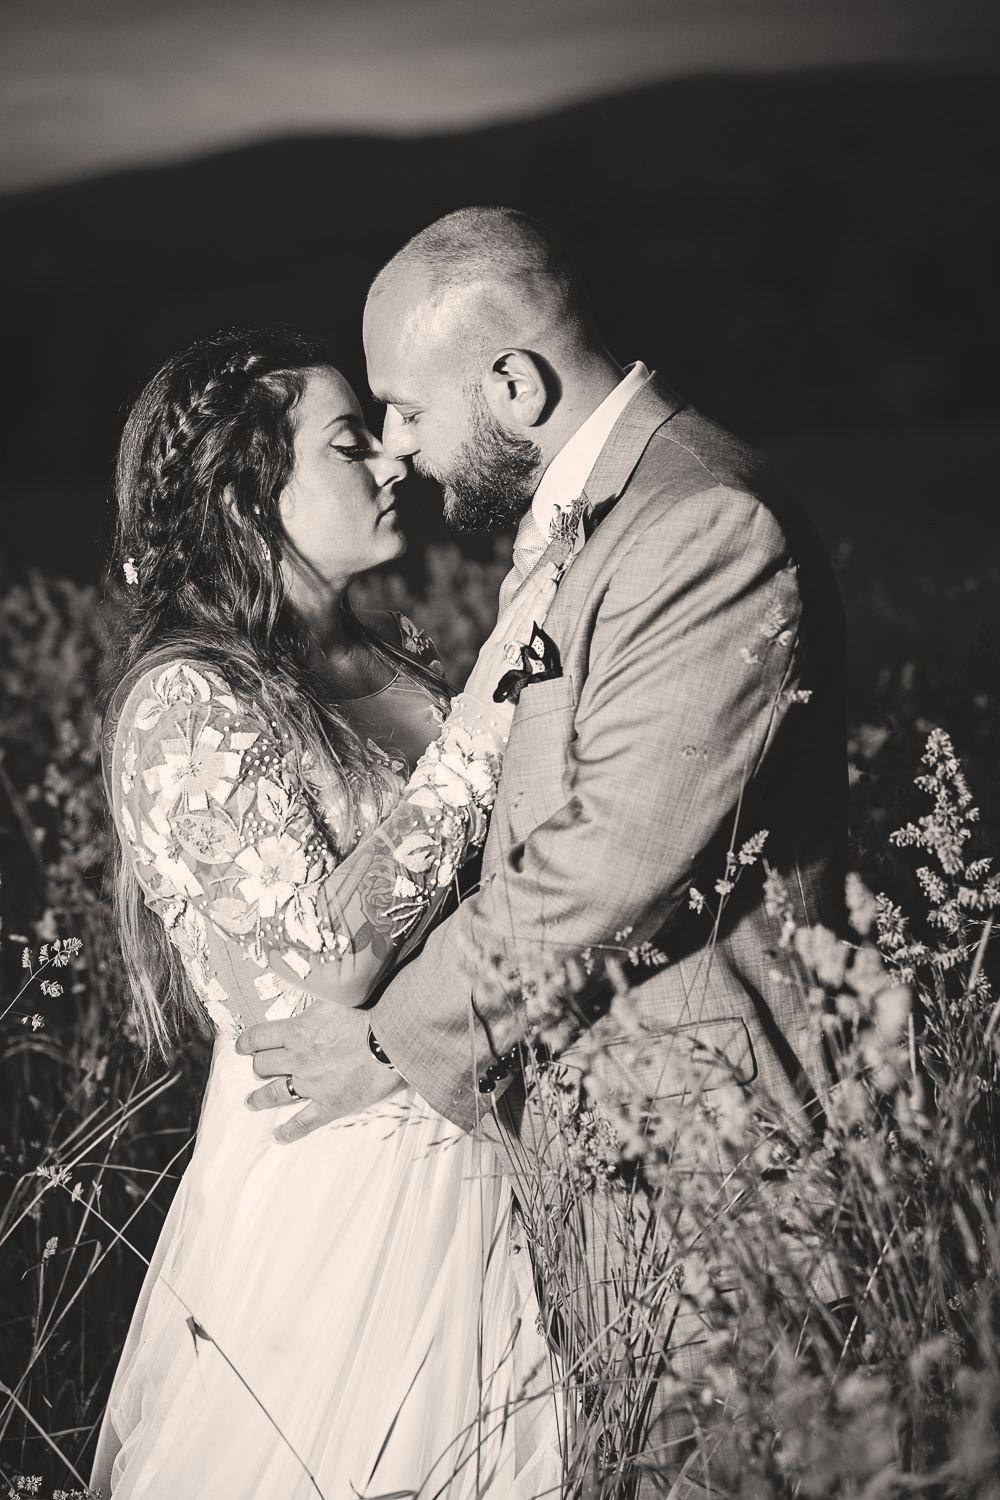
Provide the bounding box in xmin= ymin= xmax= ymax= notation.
xmin=109 ymin=617 xmax=505 ymax=1036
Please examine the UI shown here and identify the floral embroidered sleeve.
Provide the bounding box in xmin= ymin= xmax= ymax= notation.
xmin=111 ymin=658 xmax=505 ymax=1010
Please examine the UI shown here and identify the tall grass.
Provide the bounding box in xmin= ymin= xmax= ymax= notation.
xmin=1 ymin=553 xmax=997 ymax=1496
xmin=0 ymin=571 xmax=211 ymax=1495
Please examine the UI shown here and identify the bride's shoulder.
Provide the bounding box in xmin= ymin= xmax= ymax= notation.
xmin=112 ymin=654 xmax=251 ymax=743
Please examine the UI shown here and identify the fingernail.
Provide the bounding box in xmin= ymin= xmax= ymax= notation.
xmin=244 ymin=1094 xmax=255 ymax=1110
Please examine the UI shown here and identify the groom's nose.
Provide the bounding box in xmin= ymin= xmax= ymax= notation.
xmin=381 ymin=405 xmax=418 ymax=459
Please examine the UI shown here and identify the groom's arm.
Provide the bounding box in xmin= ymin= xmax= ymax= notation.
xmin=372 ymin=484 xmax=812 ymax=1131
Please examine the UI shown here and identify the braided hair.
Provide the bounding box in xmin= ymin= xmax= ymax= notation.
xmin=104 ymin=328 xmax=446 ymax=1057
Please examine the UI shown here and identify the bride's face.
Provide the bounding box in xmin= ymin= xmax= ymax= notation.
xmin=279 ymin=368 xmax=407 ymax=588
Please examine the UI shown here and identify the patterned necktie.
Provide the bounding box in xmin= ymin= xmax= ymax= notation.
xmin=497 ymin=494 xmax=587 ymax=616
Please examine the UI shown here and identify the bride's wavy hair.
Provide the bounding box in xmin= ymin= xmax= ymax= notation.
xmin=104 ymin=327 xmax=446 ymax=1059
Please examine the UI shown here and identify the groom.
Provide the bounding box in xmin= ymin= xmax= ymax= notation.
xmin=238 ymin=208 xmax=847 ymax=1490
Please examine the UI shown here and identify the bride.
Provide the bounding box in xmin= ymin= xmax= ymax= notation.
xmin=92 ymin=328 xmax=564 ymax=1498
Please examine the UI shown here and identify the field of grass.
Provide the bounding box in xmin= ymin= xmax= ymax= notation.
xmin=0 ymin=500 xmax=998 ymax=1494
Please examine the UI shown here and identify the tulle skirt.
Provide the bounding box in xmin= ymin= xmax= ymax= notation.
xmin=92 ymin=1041 xmax=563 ymax=1499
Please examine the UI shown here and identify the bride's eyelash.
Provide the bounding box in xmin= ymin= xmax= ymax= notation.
xmin=331 ymin=441 xmax=371 ymax=460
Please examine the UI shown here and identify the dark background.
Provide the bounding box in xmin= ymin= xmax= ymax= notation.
xmin=1 ymin=0 xmax=999 ymax=754
xmin=0 ymin=16 xmax=999 ymax=1485
xmin=1 ymin=64 xmax=997 ymax=585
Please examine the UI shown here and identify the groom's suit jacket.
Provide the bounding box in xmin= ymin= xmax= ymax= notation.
xmin=374 ymin=375 xmax=847 ymax=1185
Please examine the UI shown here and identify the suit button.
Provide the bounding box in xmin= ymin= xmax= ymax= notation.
xmin=477 ymin=1075 xmax=496 ymax=1094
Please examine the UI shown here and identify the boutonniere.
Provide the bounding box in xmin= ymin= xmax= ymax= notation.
xmin=549 ymin=494 xmax=586 ymax=552
xmin=493 ymin=624 xmax=562 ymax=706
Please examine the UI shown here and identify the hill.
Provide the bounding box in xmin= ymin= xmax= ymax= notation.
xmin=0 ymin=66 xmax=997 ymax=579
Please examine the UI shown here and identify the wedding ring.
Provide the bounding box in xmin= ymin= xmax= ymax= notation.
xmin=284 ymin=1074 xmax=304 ymax=1102
xmin=503 ymin=641 xmax=525 ymax=666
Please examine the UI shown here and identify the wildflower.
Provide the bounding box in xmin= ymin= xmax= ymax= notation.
xmin=43 ymin=1236 xmax=58 ymax=1260
xmin=39 ymin=979 xmax=63 ymax=998
xmin=52 ymin=935 xmax=83 ymax=964
xmin=627 ymin=940 xmax=668 ymax=969
xmin=794 ymin=923 xmax=847 ymax=989
xmin=874 ymin=984 xmax=911 ymax=1042
xmin=711 ymin=1081 xmax=751 ymax=1147
xmin=36 ymin=1164 xmax=71 ymax=1188
xmin=737 ymin=829 xmax=769 ymax=865
xmin=688 ymin=887 xmax=706 ymax=914
xmin=917 ymin=865 xmax=949 ymax=906
xmin=20 ymin=947 xmax=31 ymax=970
xmin=828 ymin=1076 xmax=871 ymax=1129
xmin=19 ymin=1014 xmax=44 ymax=1030
xmin=850 ymin=944 xmax=889 ymax=1003
xmin=123 ymin=556 xmax=139 ymax=585
xmin=681 ymin=1254 xmax=713 ymax=1300
xmin=845 ymin=871 xmax=877 ymax=936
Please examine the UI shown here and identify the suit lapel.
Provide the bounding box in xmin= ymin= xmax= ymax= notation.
xmin=499 ymin=375 xmax=685 ymax=619
xmin=582 ymin=373 xmax=685 ymax=522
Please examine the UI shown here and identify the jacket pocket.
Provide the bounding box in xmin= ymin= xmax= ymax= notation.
xmin=586 ymin=1015 xmax=757 ymax=1101
xmin=500 ymin=676 xmax=577 ymax=841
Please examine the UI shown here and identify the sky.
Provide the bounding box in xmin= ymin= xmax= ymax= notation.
xmin=1 ymin=0 xmax=998 ymax=194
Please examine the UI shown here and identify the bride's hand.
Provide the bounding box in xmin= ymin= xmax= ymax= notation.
xmin=462 ymin=562 xmax=561 ymax=725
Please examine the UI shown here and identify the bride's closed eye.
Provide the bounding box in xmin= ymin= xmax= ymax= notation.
xmin=330 ymin=439 xmax=372 ymax=461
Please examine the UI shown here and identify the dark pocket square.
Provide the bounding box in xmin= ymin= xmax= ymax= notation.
xmin=493 ymin=624 xmax=562 ymax=705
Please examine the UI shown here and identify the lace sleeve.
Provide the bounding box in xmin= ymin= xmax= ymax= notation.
xmin=111 ymin=659 xmax=504 ymax=1005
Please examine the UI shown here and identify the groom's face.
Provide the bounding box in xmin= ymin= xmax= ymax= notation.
xmin=364 ymin=297 xmax=541 ymax=534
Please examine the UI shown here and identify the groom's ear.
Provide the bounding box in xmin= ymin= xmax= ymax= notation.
xmin=483 ymin=349 xmax=549 ymax=429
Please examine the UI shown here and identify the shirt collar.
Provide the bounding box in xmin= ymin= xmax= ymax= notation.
xmin=529 ymin=361 xmax=651 ymax=542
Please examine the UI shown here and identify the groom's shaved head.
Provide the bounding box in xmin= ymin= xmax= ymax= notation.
xmin=364 ymin=208 xmax=621 ymax=534
xmin=367 ymin=207 xmax=597 ymax=366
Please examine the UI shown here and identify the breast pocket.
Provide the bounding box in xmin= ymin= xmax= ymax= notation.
xmin=499 ymin=675 xmax=578 ymax=843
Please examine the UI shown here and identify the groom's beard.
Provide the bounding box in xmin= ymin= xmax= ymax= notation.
xmin=419 ymin=387 xmax=542 ymax=534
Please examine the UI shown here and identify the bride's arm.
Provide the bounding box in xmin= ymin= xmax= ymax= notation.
xmin=111 ymin=573 xmax=556 ymax=1012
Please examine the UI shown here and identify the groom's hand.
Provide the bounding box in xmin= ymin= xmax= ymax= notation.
xmin=235 ymin=1001 xmax=401 ymax=1145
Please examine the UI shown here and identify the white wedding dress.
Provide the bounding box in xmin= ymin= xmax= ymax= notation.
xmin=92 ymin=620 xmax=563 ymax=1500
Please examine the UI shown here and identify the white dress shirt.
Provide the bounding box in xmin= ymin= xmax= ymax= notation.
xmin=498 ymin=361 xmax=651 ymax=613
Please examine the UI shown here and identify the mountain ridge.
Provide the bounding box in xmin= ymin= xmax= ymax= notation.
xmin=1 ymin=66 xmax=996 ymax=578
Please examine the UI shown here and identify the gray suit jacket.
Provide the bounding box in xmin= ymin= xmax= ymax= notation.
xmin=373 ymin=376 xmax=847 ymax=1184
